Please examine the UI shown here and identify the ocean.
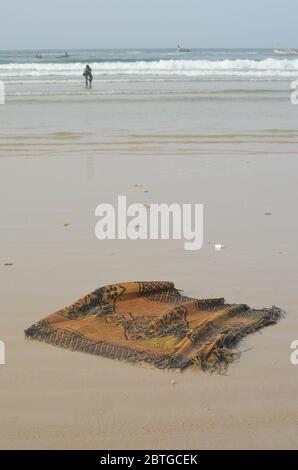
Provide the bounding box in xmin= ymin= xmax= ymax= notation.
xmin=1 ymin=47 xmax=297 ymax=159
xmin=1 ymin=48 xmax=298 ymax=98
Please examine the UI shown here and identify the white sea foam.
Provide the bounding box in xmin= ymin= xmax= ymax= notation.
xmin=1 ymin=59 xmax=298 ymax=80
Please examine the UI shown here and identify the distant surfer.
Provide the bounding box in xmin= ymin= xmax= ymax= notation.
xmin=83 ymin=64 xmax=93 ymax=88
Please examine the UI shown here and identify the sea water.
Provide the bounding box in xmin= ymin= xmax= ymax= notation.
xmin=1 ymin=48 xmax=298 ymax=97
xmin=0 ymin=48 xmax=297 ymax=159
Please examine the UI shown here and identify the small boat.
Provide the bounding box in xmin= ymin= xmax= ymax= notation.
xmin=273 ymin=48 xmax=298 ymax=56
xmin=177 ymin=44 xmax=191 ymax=53
xmin=55 ymin=52 xmax=70 ymax=59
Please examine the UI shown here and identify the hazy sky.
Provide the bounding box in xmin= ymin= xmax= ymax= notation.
xmin=0 ymin=0 xmax=297 ymax=50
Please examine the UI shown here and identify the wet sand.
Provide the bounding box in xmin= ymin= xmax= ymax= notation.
xmin=0 ymin=150 xmax=298 ymax=449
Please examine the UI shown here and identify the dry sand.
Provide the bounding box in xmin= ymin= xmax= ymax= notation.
xmin=0 ymin=149 xmax=298 ymax=449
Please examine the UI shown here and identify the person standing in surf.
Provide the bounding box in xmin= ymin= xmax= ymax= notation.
xmin=83 ymin=64 xmax=93 ymax=88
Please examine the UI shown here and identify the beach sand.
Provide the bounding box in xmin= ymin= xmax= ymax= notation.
xmin=0 ymin=88 xmax=298 ymax=449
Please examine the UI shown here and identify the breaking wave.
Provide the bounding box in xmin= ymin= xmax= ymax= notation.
xmin=1 ymin=58 xmax=298 ymax=80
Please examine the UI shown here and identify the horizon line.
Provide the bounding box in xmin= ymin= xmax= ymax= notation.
xmin=0 ymin=46 xmax=285 ymax=53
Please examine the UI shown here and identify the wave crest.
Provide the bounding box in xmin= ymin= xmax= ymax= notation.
xmin=1 ymin=58 xmax=298 ymax=79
